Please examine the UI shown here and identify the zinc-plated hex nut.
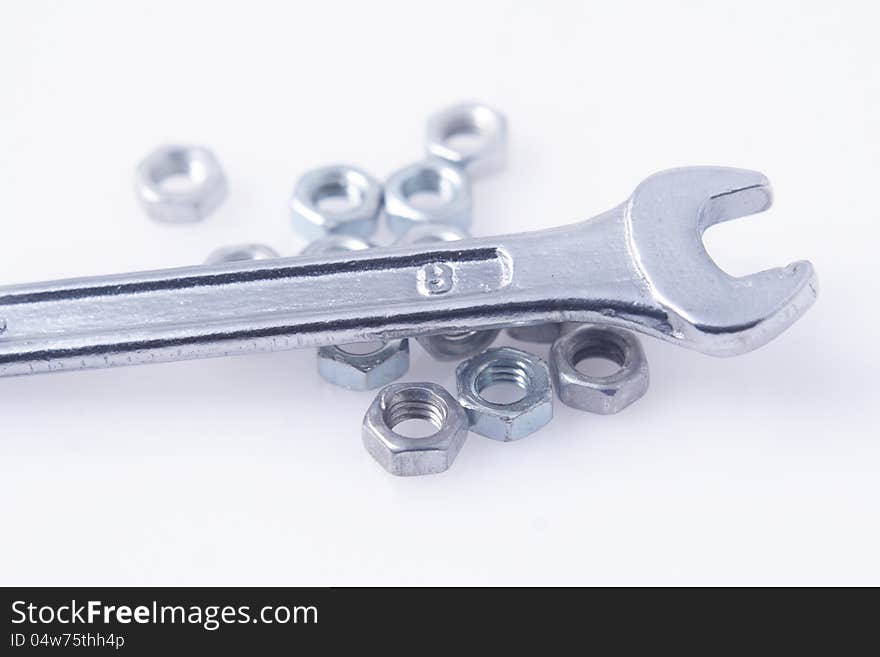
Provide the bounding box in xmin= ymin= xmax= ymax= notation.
xmin=290 ymin=165 xmax=383 ymax=241
xmin=550 ymin=324 xmax=649 ymax=414
xmin=318 ymin=340 xmax=410 ymax=391
xmin=362 ymin=382 xmax=470 ymax=476
xmin=456 ymin=346 xmax=553 ymax=442
xmin=135 ymin=145 xmax=228 ymax=223
xmin=384 ymin=160 xmax=472 ymax=236
xmin=394 ymin=222 xmax=471 ymax=245
xmin=205 ymin=243 xmax=279 ymax=265
xmin=300 ymin=234 xmax=374 ymax=256
xmin=508 ymin=323 xmax=564 ymax=344
xmin=426 ymin=102 xmax=508 ymax=178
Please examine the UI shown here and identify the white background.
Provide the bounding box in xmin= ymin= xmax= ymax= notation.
xmin=1 ymin=1 xmax=877 ymax=586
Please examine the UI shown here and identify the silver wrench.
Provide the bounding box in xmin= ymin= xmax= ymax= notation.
xmin=0 ymin=167 xmax=818 ymax=377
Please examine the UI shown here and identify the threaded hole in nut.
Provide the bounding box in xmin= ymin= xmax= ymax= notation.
xmin=442 ymin=110 xmax=492 ymax=154
xmin=337 ymin=341 xmax=385 ymax=356
xmin=572 ymin=341 xmax=626 ymax=377
xmin=313 ymin=180 xmax=363 ymax=213
xmin=401 ymin=168 xmax=454 ymax=209
xmin=384 ymin=394 xmax=448 ymax=439
xmin=442 ymin=330 xmax=478 ymax=341
xmin=474 ymin=361 xmax=532 ymax=405
xmin=575 ymin=357 xmax=622 ymax=377
xmin=152 ymin=149 xmax=207 ymax=192
xmin=390 ymin=418 xmax=439 ymax=438
xmin=444 ymin=129 xmax=486 ymax=155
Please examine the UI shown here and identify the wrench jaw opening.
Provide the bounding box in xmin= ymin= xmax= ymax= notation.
xmin=666 ymin=259 xmax=819 ymax=357
xmin=626 ymin=166 xmax=818 ymax=357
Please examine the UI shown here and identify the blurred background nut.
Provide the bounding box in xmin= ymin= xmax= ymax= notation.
xmin=456 ymin=346 xmax=553 ymax=441
xmin=394 ymin=222 xmax=470 ymax=245
xmin=362 ymin=382 xmax=469 ymax=476
xmin=300 ymin=234 xmax=374 ymax=256
xmin=426 ymin=102 xmax=508 ymax=178
xmin=550 ymin=324 xmax=649 ymax=414
xmin=384 ymin=160 xmax=471 ymax=236
xmin=416 ymin=329 xmax=499 ymax=362
xmin=135 ymin=144 xmax=228 ymax=223
xmin=290 ymin=165 xmax=383 ymax=241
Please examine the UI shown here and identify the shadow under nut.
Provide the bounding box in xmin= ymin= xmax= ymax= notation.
xmin=550 ymin=325 xmax=649 ymax=414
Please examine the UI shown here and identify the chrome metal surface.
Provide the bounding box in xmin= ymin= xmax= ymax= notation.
xmin=455 ymin=346 xmax=553 ymax=441
xmin=399 ymin=223 xmax=500 ymax=361
xmin=205 ymin=244 xmax=280 ymax=265
xmin=0 ymin=167 xmax=818 ymax=378
xmin=384 ymin=160 xmax=471 ymax=236
xmin=362 ymin=381 xmax=469 ymax=476
xmin=290 ymin=165 xmax=383 ymax=241
xmin=426 ymin=102 xmax=507 ymax=178
xmin=417 ymin=329 xmax=498 ymax=362
xmin=550 ymin=324 xmax=649 ymax=414
xmin=135 ymin=145 xmax=227 ymax=223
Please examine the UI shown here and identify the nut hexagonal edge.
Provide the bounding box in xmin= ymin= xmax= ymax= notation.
xmin=550 ymin=325 xmax=649 ymax=414
xmin=362 ymin=382 xmax=469 ymax=476
xmin=290 ymin=165 xmax=383 ymax=241
xmin=317 ymin=340 xmax=410 ymax=391
xmin=455 ymin=346 xmax=553 ymax=442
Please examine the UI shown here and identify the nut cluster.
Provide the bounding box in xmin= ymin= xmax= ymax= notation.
xmin=135 ymin=102 xmax=651 ymax=477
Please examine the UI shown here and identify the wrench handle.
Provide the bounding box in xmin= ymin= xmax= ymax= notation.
xmin=0 ymin=235 xmax=565 ymax=376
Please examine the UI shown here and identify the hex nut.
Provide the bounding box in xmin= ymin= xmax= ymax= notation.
xmin=362 ymin=382 xmax=470 ymax=476
xmin=384 ymin=160 xmax=472 ymax=236
xmin=300 ymin=234 xmax=374 ymax=256
xmin=290 ymin=165 xmax=383 ymax=241
xmin=394 ymin=222 xmax=471 ymax=245
xmin=550 ymin=324 xmax=649 ymax=414
xmin=426 ymin=102 xmax=508 ymax=178
xmin=135 ymin=145 xmax=228 ymax=223
xmin=205 ymin=243 xmax=279 ymax=265
xmin=507 ymin=323 xmax=564 ymax=344
xmin=318 ymin=340 xmax=410 ymax=391
xmin=418 ymin=329 xmax=500 ymax=362
xmin=456 ymin=346 xmax=553 ymax=441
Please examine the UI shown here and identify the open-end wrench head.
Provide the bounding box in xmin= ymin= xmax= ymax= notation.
xmin=626 ymin=166 xmax=818 ymax=356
